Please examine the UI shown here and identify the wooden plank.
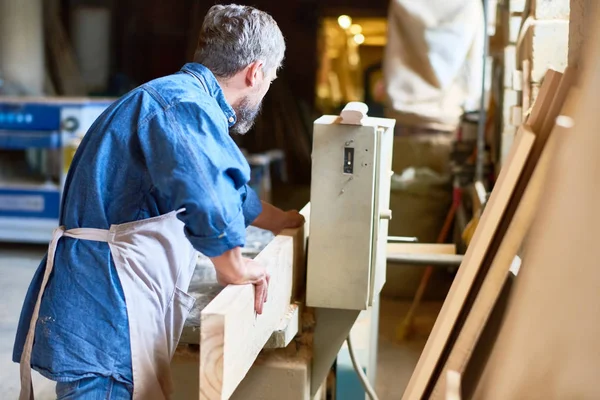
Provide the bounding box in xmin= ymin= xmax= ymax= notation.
xmin=406 ymin=69 xmax=564 ymax=400
xmin=199 ymin=230 xmax=300 ymax=399
xmin=472 ymin=32 xmax=599 ymax=398
xmin=428 ymin=123 xmax=558 ymax=399
xmin=521 ymin=60 xmax=531 ymax=116
xmin=387 ymin=243 xmax=456 ymax=256
xmin=231 ymin=335 xmax=312 ymax=400
xmin=539 ymin=67 xmax=576 ymax=139
xmin=282 ymin=203 xmax=310 ymax=301
xmin=264 ymin=303 xmax=301 ymax=349
xmin=527 ymin=69 xmax=563 ymax=132
xmin=425 ymin=69 xmax=571 ymax=399
xmin=400 ymin=127 xmax=536 ymax=400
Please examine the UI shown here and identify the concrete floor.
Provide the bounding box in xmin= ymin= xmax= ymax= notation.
xmin=0 ymin=244 xmax=55 ymax=399
xmin=0 ymin=243 xmax=442 ymax=399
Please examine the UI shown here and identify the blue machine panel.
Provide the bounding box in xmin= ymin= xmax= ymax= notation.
xmin=0 ymin=103 xmax=62 ymax=131
xmin=0 ymin=188 xmax=60 ymax=219
xmin=0 ymin=130 xmax=61 ymax=149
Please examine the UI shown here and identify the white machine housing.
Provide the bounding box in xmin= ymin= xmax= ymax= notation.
xmin=306 ymin=102 xmax=395 ymax=310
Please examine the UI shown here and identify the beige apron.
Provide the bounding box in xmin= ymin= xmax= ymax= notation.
xmin=19 ymin=209 xmax=198 ymax=400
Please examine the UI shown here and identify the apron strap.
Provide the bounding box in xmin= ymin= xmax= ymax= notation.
xmin=19 ymin=226 xmax=111 ymax=400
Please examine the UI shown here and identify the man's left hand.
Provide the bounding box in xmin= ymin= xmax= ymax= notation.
xmin=281 ymin=210 xmax=305 ymax=231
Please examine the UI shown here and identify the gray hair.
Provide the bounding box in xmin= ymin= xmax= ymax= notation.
xmin=194 ymin=4 xmax=285 ymax=78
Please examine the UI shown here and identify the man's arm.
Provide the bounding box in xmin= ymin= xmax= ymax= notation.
xmin=140 ymin=102 xmax=269 ymax=312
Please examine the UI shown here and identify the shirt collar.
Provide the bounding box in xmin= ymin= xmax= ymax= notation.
xmin=180 ymin=63 xmax=237 ymax=128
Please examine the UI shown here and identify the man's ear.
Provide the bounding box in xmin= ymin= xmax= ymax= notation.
xmin=245 ymin=61 xmax=264 ymax=87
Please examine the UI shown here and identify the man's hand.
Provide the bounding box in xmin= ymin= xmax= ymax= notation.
xmin=252 ymin=201 xmax=305 ymax=235
xmin=210 ymin=248 xmax=270 ymax=314
xmin=281 ymin=209 xmax=305 ymax=231
xmin=216 ymin=258 xmax=270 ymax=314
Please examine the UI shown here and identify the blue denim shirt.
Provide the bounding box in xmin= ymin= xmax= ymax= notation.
xmin=12 ymin=63 xmax=263 ymax=384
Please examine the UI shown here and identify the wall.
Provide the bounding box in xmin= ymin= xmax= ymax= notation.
xmin=569 ymin=0 xmax=597 ymax=67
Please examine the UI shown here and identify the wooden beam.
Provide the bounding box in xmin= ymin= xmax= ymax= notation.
xmin=387 ymin=243 xmax=456 ymax=256
xmin=200 ymin=235 xmax=293 ymax=400
xmin=199 ymin=204 xmax=309 ymax=400
xmin=231 ymin=337 xmax=312 ymax=400
xmin=282 ymin=203 xmax=310 ymax=301
xmin=401 ymin=127 xmax=536 ymax=400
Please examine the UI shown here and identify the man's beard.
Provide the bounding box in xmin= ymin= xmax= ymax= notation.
xmin=230 ymin=96 xmax=262 ymax=135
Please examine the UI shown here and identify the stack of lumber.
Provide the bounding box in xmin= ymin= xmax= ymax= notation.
xmin=400 ymin=61 xmax=577 ymax=399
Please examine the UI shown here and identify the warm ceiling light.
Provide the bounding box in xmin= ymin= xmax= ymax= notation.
xmin=353 ymin=33 xmax=365 ymax=45
xmin=350 ymin=24 xmax=362 ymax=35
xmin=338 ymin=15 xmax=352 ymax=30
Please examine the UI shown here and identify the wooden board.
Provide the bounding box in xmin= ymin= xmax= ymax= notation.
xmin=387 ymin=243 xmax=456 ymax=256
xmin=412 ymin=69 xmax=567 ymax=399
xmin=400 ymin=127 xmax=536 ymax=400
xmin=282 ymin=203 xmax=310 ymax=301
xmin=471 ymin=20 xmax=600 ymax=397
xmin=199 ymin=208 xmax=308 ymax=400
xmin=403 ymin=69 xmax=564 ymax=400
xmin=263 ymin=303 xmax=301 ymax=349
xmin=428 ymin=123 xmax=558 ymax=399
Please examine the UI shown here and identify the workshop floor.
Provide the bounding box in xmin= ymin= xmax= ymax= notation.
xmin=375 ymin=299 xmax=443 ymax=399
xmin=0 ymin=244 xmax=55 ymax=399
xmin=0 ymin=243 xmax=443 ymax=400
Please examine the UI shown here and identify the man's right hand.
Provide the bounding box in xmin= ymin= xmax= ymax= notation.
xmin=210 ymin=248 xmax=270 ymax=314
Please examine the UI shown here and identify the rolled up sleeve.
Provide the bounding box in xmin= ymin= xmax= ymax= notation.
xmin=139 ymin=100 xmax=253 ymax=257
xmin=241 ymin=184 xmax=262 ymax=226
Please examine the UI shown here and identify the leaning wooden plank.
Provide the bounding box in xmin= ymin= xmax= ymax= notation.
xmin=401 ymin=128 xmax=536 ymax=400
xmin=404 ymin=69 xmax=565 ymax=400
xmin=428 ymin=123 xmax=560 ymax=399
xmin=199 ymin=235 xmax=295 ymax=400
xmin=472 ymin=37 xmax=599 ymax=399
xmin=420 ymin=70 xmax=567 ymax=399
xmin=525 ymin=69 xmax=563 ymax=134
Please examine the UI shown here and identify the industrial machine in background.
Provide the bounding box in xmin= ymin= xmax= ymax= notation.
xmin=0 ymin=97 xmax=114 ymax=243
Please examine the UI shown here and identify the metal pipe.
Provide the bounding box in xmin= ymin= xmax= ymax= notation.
xmin=387 ymin=253 xmax=464 ymax=267
xmin=475 ymin=0 xmax=490 ymax=183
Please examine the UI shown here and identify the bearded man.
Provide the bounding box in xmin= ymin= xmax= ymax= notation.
xmin=13 ymin=4 xmax=303 ymax=400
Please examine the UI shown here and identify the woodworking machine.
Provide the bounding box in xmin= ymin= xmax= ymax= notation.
xmin=0 ymin=96 xmax=113 ymax=243
xmin=306 ymin=102 xmax=395 ymax=398
xmin=307 ymin=102 xmax=394 ymax=311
